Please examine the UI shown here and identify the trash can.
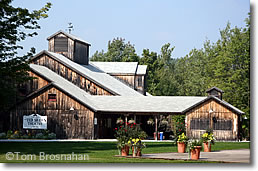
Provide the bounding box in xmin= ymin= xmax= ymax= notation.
xmin=160 ymin=132 xmax=163 ymax=141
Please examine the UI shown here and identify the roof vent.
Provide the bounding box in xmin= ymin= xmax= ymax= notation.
xmin=206 ymin=86 xmax=224 ymax=100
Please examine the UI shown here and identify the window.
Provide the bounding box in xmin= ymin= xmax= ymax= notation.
xmin=137 ymin=77 xmax=142 ymax=87
xmin=213 ymin=119 xmax=232 ymax=130
xmin=48 ymin=94 xmax=56 ymax=102
xmin=54 ymin=37 xmax=68 ymax=52
xmin=190 ymin=118 xmax=210 ymax=130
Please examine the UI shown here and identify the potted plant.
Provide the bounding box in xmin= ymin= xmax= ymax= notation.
xmin=177 ymin=133 xmax=188 ymax=153
xmin=114 ymin=125 xmax=130 ymax=156
xmin=116 ymin=117 xmax=124 ymax=125
xmin=139 ymin=131 xmax=148 ymax=140
xmin=201 ymin=130 xmax=215 ymax=152
xmin=187 ymin=139 xmax=202 ymax=160
xmin=128 ymin=138 xmax=146 ymax=157
xmin=147 ymin=118 xmax=154 ymax=125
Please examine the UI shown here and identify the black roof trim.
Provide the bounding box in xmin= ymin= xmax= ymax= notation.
xmin=206 ymin=86 xmax=224 ymax=93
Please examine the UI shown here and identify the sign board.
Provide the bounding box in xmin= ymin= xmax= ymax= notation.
xmin=23 ymin=114 xmax=47 ymax=129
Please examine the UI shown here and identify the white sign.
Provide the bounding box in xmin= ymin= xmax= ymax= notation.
xmin=23 ymin=114 xmax=47 ymax=129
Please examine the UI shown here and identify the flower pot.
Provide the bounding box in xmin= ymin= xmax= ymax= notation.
xmin=177 ymin=142 xmax=186 ymax=153
xmin=132 ymin=146 xmax=142 ymax=157
xmin=153 ymin=132 xmax=160 ymax=140
xmin=203 ymin=142 xmax=211 ymax=152
xmin=121 ymin=145 xmax=129 ymax=156
xmin=190 ymin=146 xmax=202 ymax=160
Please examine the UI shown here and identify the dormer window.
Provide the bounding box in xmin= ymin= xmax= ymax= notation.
xmin=54 ymin=37 xmax=68 ymax=52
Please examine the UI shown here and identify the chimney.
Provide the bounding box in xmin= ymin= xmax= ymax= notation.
xmin=47 ymin=30 xmax=91 ymax=65
xmin=206 ymin=86 xmax=224 ymax=100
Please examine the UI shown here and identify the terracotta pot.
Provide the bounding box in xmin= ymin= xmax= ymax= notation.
xmin=121 ymin=145 xmax=129 ymax=156
xmin=177 ymin=142 xmax=186 ymax=153
xmin=203 ymin=142 xmax=211 ymax=152
xmin=153 ymin=132 xmax=160 ymax=140
xmin=190 ymin=146 xmax=202 ymax=160
xmin=132 ymin=146 xmax=142 ymax=157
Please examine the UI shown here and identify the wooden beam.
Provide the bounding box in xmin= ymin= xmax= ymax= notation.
xmin=155 ymin=115 xmax=158 ymax=141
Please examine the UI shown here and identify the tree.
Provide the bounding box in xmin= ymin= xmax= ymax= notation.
xmin=91 ymin=38 xmax=139 ymax=62
xmin=0 ymin=0 xmax=51 ymax=112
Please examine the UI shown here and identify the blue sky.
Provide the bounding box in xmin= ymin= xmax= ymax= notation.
xmin=12 ymin=0 xmax=250 ymax=59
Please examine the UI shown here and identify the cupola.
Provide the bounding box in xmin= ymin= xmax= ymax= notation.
xmin=206 ymin=86 xmax=224 ymax=100
xmin=47 ymin=30 xmax=91 ymax=65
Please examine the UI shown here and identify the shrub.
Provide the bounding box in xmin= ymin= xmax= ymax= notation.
xmin=10 ymin=133 xmax=20 ymax=139
xmin=7 ymin=130 xmax=13 ymax=139
xmin=0 ymin=132 xmax=7 ymax=139
xmin=35 ymin=133 xmax=44 ymax=139
xmin=21 ymin=135 xmax=29 ymax=139
xmin=48 ymin=133 xmax=56 ymax=139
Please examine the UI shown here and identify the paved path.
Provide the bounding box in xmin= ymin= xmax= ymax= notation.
xmin=142 ymin=149 xmax=250 ymax=163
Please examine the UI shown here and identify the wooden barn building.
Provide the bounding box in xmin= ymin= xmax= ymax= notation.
xmin=9 ymin=30 xmax=244 ymax=141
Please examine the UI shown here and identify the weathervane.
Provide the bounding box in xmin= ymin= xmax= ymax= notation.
xmin=66 ymin=22 xmax=74 ymax=34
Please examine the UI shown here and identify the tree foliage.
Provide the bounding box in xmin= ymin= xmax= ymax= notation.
xmin=91 ymin=15 xmax=250 ymax=137
xmin=91 ymin=37 xmax=139 ymax=62
xmin=0 ymin=0 xmax=51 ymax=111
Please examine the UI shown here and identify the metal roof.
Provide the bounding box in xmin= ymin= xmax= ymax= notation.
xmin=32 ymin=51 xmax=143 ymax=96
xmin=47 ymin=30 xmax=91 ymax=46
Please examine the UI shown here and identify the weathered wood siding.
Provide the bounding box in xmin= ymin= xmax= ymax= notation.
xmin=74 ymin=41 xmax=89 ymax=65
xmin=135 ymin=75 xmax=145 ymax=94
xmin=32 ymin=54 xmax=113 ymax=96
xmin=48 ymin=33 xmax=74 ymax=61
xmin=113 ymin=75 xmax=135 ymax=89
xmin=10 ymin=86 xmax=94 ymax=139
xmin=186 ymin=99 xmax=239 ymax=140
xmin=112 ymin=74 xmax=146 ymax=95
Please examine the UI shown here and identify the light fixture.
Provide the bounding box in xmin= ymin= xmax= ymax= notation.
xmin=70 ymin=107 xmax=74 ymax=111
xmin=209 ymin=109 xmax=214 ymax=114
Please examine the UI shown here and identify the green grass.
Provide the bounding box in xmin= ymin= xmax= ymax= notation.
xmin=0 ymin=141 xmax=250 ymax=163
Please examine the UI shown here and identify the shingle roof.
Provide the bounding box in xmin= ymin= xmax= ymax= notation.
xmin=90 ymin=62 xmax=138 ymax=74
xmin=206 ymin=86 xmax=224 ymax=93
xmin=47 ymin=30 xmax=91 ymax=46
xmin=29 ymin=64 xmax=97 ymax=111
xmin=32 ymin=50 xmax=143 ymax=96
xmin=89 ymin=96 xmax=207 ymax=113
xmin=137 ymin=65 xmax=147 ymax=75
xmin=29 ymin=64 xmax=245 ymax=115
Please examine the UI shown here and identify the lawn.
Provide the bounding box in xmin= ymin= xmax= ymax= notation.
xmin=0 ymin=141 xmax=250 ymax=163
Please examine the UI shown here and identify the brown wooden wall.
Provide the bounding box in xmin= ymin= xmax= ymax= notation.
xmin=112 ymin=74 xmax=146 ymax=94
xmin=32 ymin=54 xmax=113 ymax=96
xmin=186 ymin=99 xmax=239 ymax=140
xmin=48 ymin=33 xmax=74 ymax=61
xmin=10 ymin=86 xmax=95 ymax=139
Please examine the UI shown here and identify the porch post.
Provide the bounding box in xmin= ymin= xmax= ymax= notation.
xmin=125 ymin=114 xmax=128 ymax=128
xmin=134 ymin=115 xmax=136 ymax=123
xmin=155 ymin=115 xmax=158 ymax=141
